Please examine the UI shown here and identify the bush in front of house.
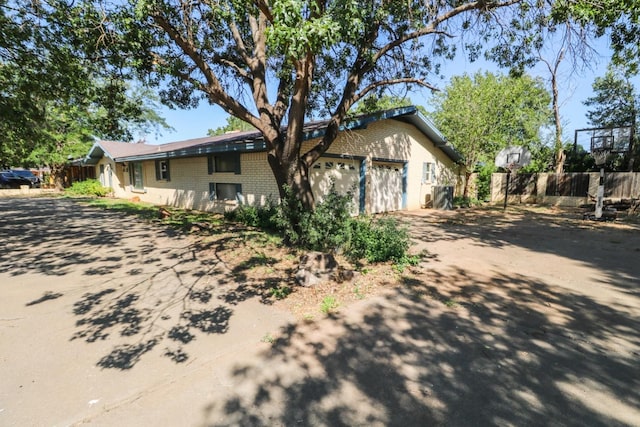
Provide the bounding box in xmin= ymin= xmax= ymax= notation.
xmin=224 ymin=197 xmax=280 ymax=229
xmin=345 ymin=216 xmax=411 ymax=263
xmin=227 ymin=185 xmax=413 ymax=264
xmin=273 ymin=185 xmax=354 ymax=252
xmin=65 ymin=179 xmax=111 ymax=197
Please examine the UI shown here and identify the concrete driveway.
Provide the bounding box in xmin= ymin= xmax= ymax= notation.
xmin=1 ymin=198 xmax=638 ymax=426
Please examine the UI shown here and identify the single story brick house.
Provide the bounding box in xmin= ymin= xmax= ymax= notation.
xmin=84 ymin=106 xmax=464 ymax=214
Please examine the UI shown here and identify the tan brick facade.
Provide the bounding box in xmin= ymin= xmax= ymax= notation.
xmin=96 ymin=118 xmax=462 ymax=213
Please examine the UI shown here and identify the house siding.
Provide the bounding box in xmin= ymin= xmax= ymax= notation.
xmin=303 ymin=120 xmax=458 ymax=212
xmin=94 ymin=117 xmax=461 ymax=213
xmin=103 ymin=154 xmax=281 ymax=211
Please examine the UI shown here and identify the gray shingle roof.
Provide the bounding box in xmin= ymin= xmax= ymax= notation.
xmin=84 ymin=106 xmax=462 ymax=164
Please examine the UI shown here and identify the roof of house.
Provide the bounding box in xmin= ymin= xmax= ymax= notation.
xmin=84 ymin=106 xmax=462 ymax=164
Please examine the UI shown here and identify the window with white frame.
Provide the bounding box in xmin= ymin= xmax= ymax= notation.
xmin=422 ymin=162 xmax=436 ymax=183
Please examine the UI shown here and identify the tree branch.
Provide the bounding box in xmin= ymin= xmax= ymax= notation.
xmin=353 ymin=78 xmax=440 ymax=105
xmin=151 ymin=12 xmax=262 ymax=133
xmin=228 ymin=21 xmax=251 ymax=65
xmin=253 ymin=0 xmax=274 ymax=24
xmin=374 ymin=0 xmax=522 ymax=63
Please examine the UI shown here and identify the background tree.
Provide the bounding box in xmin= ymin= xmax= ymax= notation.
xmin=535 ymin=23 xmax=595 ymax=173
xmin=0 ymin=1 xmax=169 ymax=181
xmin=564 ymin=142 xmax=595 ymax=172
xmin=208 ymin=116 xmax=256 ymax=136
xmin=74 ymin=0 xmax=538 ymax=214
xmin=349 ymin=95 xmax=412 ymax=116
xmin=430 ymin=71 xmax=552 ymax=198
xmin=583 ymin=63 xmax=638 ymax=171
xmin=488 ymin=2 xmax=598 ymax=174
xmin=553 ymin=0 xmax=640 ymax=74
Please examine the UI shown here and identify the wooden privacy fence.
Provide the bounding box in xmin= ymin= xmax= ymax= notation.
xmin=491 ymin=172 xmax=640 ymax=206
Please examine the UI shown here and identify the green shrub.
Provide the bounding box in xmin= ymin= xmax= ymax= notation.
xmin=65 ymin=179 xmax=111 ymax=197
xmin=475 ymin=164 xmax=495 ymax=202
xmin=346 ymin=216 xmax=411 ymax=263
xmin=271 ymin=184 xmax=354 ymax=251
xmin=226 ymin=185 xmax=413 ymax=265
xmin=453 ymin=196 xmax=481 ymax=208
xmin=225 ymin=201 xmax=279 ymax=229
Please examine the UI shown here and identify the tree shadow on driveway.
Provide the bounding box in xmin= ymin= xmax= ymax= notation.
xmin=3 ymin=198 xmax=287 ymax=370
xmin=403 ymin=207 xmax=640 ymax=297
xmin=66 ymin=231 xmax=278 ymax=370
xmin=202 ymin=267 xmax=639 ymax=426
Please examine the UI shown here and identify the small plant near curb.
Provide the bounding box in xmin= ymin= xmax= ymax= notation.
xmin=270 ymin=285 xmax=292 ymax=300
xmin=392 ymin=254 xmax=421 ymax=273
xmin=261 ymin=333 xmax=275 ymax=344
xmin=320 ymin=296 xmax=339 ymax=314
xmin=353 ymin=284 xmax=365 ymax=300
xmin=444 ymin=299 xmax=459 ymax=308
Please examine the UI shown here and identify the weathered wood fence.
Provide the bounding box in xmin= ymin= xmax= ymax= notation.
xmin=491 ymin=172 xmax=640 ymax=206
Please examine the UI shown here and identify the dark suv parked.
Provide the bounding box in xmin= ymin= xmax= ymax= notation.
xmin=0 ymin=171 xmax=32 ymax=189
xmin=9 ymin=169 xmax=41 ymax=188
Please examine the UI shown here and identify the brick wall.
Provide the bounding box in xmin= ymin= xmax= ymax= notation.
xmin=97 ymin=118 xmax=462 ymax=213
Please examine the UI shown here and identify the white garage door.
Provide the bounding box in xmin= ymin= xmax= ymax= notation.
xmin=310 ymin=159 xmax=360 ymax=214
xmin=370 ymin=162 xmax=403 ymax=214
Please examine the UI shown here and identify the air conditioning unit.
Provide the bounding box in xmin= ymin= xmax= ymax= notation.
xmin=432 ymin=186 xmax=453 ymax=210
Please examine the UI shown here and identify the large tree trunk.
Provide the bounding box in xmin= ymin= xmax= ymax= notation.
xmin=267 ymin=150 xmax=315 ymax=210
xmin=628 ymin=115 xmax=636 ymax=171
xmin=462 ymin=170 xmax=472 ymax=199
xmin=50 ymin=164 xmax=66 ymax=190
xmin=555 ymin=148 xmax=566 ymax=174
xmin=551 ymin=70 xmax=566 ymax=174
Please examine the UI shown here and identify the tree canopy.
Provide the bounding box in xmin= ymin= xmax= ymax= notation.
xmin=429 ymin=71 xmax=552 ymax=196
xmin=553 ymin=0 xmax=640 ymax=74
xmin=68 ymin=0 xmax=545 ymax=210
xmin=3 ymin=0 xmax=636 ymax=197
xmin=0 ymin=1 xmax=169 ymax=170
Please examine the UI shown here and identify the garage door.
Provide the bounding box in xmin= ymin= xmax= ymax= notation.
xmin=370 ymin=162 xmax=403 ymax=214
xmin=310 ymin=159 xmax=360 ymax=214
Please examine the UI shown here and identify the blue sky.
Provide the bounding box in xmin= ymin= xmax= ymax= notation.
xmin=148 ymin=38 xmax=639 ymax=149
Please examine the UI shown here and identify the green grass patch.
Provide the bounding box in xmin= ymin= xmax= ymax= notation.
xmin=260 ymin=333 xmax=275 ymax=344
xmin=86 ymin=199 xmax=224 ymax=231
xmin=320 ymin=296 xmax=339 ymax=314
xmin=162 ymin=209 xmax=224 ymax=231
xmin=87 ymin=198 xmax=159 ymax=219
xmin=444 ymin=299 xmax=459 ymax=308
xmin=270 ymin=285 xmax=292 ymax=300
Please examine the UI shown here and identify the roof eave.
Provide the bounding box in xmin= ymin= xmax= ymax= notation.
xmin=83 ymin=142 xmax=112 ymax=165
xmin=115 ymin=139 xmax=268 ymax=163
xmin=84 ymin=106 xmax=463 ymax=165
xmin=395 ymin=110 xmax=463 ymax=163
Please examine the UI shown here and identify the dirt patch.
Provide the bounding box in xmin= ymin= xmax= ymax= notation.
xmin=205 ymin=206 xmax=640 ymax=320
xmin=189 ymin=224 xmax=404 ymax=321
xmin=189 ymin=204 xmax=640 ymax=323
